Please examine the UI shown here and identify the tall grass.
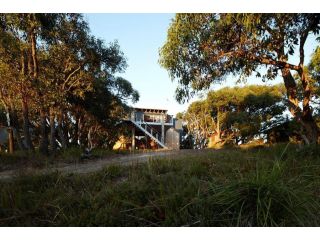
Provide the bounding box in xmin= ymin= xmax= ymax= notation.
xmin=200 ymin=160 xmax=319 ymax=226
xmin=0 ymin=143 xmax=320 ymax=226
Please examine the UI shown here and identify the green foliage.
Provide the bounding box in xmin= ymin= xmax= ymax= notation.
xmin=184 ymin=84 xmax=287 ymax=147
xmin=308 ymin=46 xmax=320 ymax=115
xmin=309 ymin=46 xmax=320 ymax=84
xmin=1 ymin=144 xmax=320 ymax=226
xmin=160 ymin=14 xmax=320 ymax=103
xmin=184 ymin=99 xmax=214 ymax=147
xmin=0 ymin=14 xmax=139 ymax=153
xmin=175 ymin=112 xmax=184 ymax=120
xmin=160 ymin=13 xmax=320 ymax=144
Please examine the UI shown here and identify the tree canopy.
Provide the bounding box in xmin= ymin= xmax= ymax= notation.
xmin=0 ymin=13 xmax=139 ymax=153
xmin=160 ymin=13 xmax=320 ymax=143
xmin=182 ymin=84 xmax=288 ymax=148
xmin=309 ymin=46 xmax=320 ymax=97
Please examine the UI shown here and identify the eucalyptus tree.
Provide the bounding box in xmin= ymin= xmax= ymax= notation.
xmin=0 ymin=13 xmax=61 ymax=152
xmin=0 ymin=13 xmax=140 ymax=154
xmin=160 ymin=13 xmax=320 ymax=144
xmin=184 ymin=100 xmax=214 ymax=148
xmin=0 ymin=18 xmax=29 ymax=150
xmin=40 ymin=14 xmax=94 ymax=151
xmin=306 ymin=46 xmax=320 ymax=125
xmin=183 ymin=85 xmax=286 ymax=147
xmin=207 ymin=85 xmax=286 ymax=144
xmin=309 ymin=46 xmax=320 ymax=97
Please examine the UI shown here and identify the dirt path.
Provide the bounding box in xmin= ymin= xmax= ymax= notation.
xmin=0 ymin=149 xmax=208 ymax=181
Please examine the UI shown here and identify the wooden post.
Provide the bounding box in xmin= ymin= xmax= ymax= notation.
xmin=7 ymin=127 xmax=14 ymax=154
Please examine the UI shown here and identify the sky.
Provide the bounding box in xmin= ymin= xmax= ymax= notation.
xmin=85 ymin=13 xmax=186 ymax=116
xmin=85 ymin=14 xmax=319 ymax=116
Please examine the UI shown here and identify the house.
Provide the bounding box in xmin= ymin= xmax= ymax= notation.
xmin=114 ymin=107 xmax=183 ymax=150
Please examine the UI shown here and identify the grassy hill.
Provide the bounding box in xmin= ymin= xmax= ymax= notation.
xmin=1 ymin=144 xmax=320 ymax=226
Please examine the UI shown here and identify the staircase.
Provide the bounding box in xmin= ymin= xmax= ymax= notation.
xmin=129 ymin=119 xmax=167 ymax=149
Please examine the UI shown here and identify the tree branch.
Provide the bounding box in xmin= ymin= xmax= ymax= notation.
xmin=62 ymin=65 xmax=81 ymax=90
xmin=255 ymin=56 xmax=300 ymax=71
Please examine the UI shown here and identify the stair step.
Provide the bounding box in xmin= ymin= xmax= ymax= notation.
xmin=130 ymin=120 xmax=167 ymax=149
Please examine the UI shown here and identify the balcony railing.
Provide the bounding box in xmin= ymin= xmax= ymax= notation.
xmin=131 ymin=112 xmax=173 ymax=124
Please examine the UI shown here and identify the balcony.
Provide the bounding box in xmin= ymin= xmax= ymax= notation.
xmin=131 ymin=112 xmax=174 ymax=125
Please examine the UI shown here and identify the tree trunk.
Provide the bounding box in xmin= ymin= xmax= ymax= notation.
xmin=28 ymin=14 xmax=38 ymax=80
xmin=300 ymin=66 xmax=319 ymax=143
xmin=301 ymin=120 xmax=319 ymax=144
xmin=10 ymin=104 xmax=26 ymax=151
xmin=21 ymin=99 xmax=34 ymax=151
xmin=57 ymin=112 xmax=67 ymax=149
xmin=87 ymin=127 xmax=93 ymax=151
xmin=13 ymin=127 xmax=25 ymax=151
xmin=74 ymin=115 xmax=80 ymax=145
xmin=4 ymin=105 xmax=14 ymax=153
xmin=216 ymin=110 xmax=222 ymax=141
xmin=39 ymin=108 xmax=49 ymax=155
xmin=7 ymin=127 xmax=14 ymax=153
xmin=281 ymin=67 xmax=319 ymax=144
xmin=78 ymin=115 xmax=84 ymax=147
xmin=49 ymin=107 xmax=56 ymax=152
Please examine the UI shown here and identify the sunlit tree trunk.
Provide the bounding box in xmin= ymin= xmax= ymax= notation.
xmin=77 ymin=115 xmax=85 ymax=147
xmin=281 ymin=67 xmax=319 ymax=144
xmin=3 ymin=104 xmax=14 ymax=153
xmin=216 ymin=109 xmax=221 ymax=142
xmin=300 ymin=69 xmax=319 ymax=144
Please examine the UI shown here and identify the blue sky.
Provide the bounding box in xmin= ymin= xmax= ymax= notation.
xmin=85 ymin=13 xmax=186 ymax=116
xmin=85 ymin=14 xmax=319 ymax=116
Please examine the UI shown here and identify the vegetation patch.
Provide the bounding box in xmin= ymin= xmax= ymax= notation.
xmin=1 ymin=144 xmax=320 ymax=226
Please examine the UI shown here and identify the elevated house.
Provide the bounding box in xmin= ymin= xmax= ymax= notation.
xmin=116 ymin=107 xmax=182 ymax=150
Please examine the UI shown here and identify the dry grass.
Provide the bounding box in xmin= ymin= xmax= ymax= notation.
xmin=0 ymin=143 xmax=320 ymax=226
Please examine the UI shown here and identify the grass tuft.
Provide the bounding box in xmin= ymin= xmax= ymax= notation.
xmin=0 ymin=144 xmax=320 ymax=226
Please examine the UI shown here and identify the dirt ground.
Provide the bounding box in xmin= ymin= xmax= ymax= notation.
xmin=0 ymin=149 xmax=215 ymax=181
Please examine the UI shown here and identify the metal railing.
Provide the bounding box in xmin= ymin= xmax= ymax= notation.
xmin=135 ymin=120 xmax=162 ymax=143
xmin=130 ymin=119 xmax=167 ymax=148
xmin=131 ymin=112 xmax=173 ymax=124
